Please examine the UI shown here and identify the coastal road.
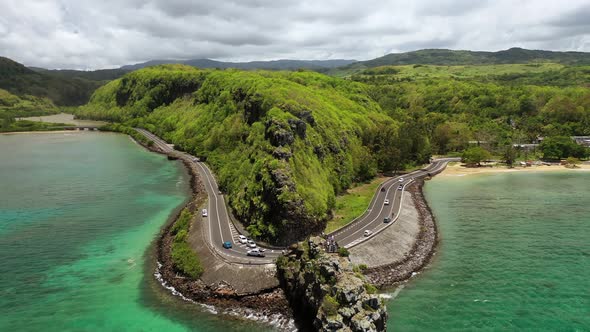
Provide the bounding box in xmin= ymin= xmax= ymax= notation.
xmin=329 ymin=158 xmax=458 ymax=249
xmin=135 ymin=128 xmax=281 ymax=264
xmin=135 ymin=128 xmax=455 ymax=260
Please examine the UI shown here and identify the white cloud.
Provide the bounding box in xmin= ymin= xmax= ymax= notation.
xmin=0 ymin=0 xmax=588 ymax=69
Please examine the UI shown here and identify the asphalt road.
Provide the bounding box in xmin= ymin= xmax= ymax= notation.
xmin=329 ymin=158 xmax=458 ymax=249
xmin=135 ymin=128 xmax=455 ymax=262
xmin=135 ymin=128 xmax=280 ymax=264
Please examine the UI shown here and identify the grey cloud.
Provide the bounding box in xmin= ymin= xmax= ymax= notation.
xmin=0 ymin=0 xmax=588 ymax=69
xmin=548 ymin=4 xmax=590 ymax=28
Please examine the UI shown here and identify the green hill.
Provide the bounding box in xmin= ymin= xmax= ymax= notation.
xmin=0 ymin=88 xmax=58 ymax=118
xmin=77 ymin=65 xmax=418 ymax=244
xmin=0 ymin=56 xmax=107 ymax=106
xmin=338 ymin=48 xmax=590 ymax=74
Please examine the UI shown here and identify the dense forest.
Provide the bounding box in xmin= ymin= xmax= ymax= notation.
xmin=78 ymin=65 xmax=424 ymax=244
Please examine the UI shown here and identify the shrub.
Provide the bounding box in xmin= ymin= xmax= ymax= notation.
xmin=170 ymin=209 xmax=192 ymax=235
xmin=337 ymin=247 xmax=350 ymax=257
xmin=171 ymin=241 xmax=203 ymax=279
xmin=364 ymin=283 xmax=378 ymax=294
xmin=321 ymin=295 xmax=340 ymax=317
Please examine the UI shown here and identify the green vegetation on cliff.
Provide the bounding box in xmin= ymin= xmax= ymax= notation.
xmin=78 ymin=65 xmax=428 ymax=243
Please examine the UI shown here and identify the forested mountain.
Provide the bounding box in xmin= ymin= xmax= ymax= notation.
xmin=77 ymin=65 xmax=429 ymax=244
xmin=120 ymin=59 xmax=355 ymax=71
xmin=348 ymin=48 xmax=590 ymax=69
xmin=0 ymin=57 xmax=106 ymax=106
xmin=30 ymin=67 xmax=127 ymax=81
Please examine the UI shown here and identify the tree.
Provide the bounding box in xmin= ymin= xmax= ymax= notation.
xmin=462 ymin=146 xmax=491 ymax=167
xmin=503 ymin=145 xmax=517 ymax=168
xmin=540 ymin=136 xmax=588 ymax=160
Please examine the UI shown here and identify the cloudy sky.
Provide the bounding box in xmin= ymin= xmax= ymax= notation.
xmin=1 ymin=0 xmax=589 ymax=69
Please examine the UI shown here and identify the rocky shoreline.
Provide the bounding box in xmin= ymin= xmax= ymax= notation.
xmin=134 ymin=138 xmax=293 ymax=328
xmin=362 ymin=179 xmax=439 ymax=288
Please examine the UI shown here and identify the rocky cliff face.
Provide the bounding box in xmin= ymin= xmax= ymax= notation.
xmin=277 ymin=237 xmax=387 ymax=331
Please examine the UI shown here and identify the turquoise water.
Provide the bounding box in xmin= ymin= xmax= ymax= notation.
xmin=0 ymin=132 xmax=272 ymax=331
xmin=389 ymin=172 xmax=590 ymax=331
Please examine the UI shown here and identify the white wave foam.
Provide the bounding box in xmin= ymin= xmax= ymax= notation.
xmin=382 ymin=284 xmax=405 ymax=301
xmin=154 ymin=262 xmax=295 ymax=330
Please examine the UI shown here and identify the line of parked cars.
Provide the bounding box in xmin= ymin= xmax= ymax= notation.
xmin=222 ymin=235 xmax=266 ymax=257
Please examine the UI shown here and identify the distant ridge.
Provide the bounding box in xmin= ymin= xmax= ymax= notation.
xmin=351 ymin=48 xmax=590 ymax=68
xmin=120 ymin=58 xmax=356 ymax=71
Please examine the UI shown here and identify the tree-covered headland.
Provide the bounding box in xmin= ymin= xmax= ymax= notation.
xmin=77 ymin=59 xmax=590 ymax=243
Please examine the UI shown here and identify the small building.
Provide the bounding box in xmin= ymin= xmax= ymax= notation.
xmin=571 ymin=136 xmax=590 ymax=147
xmin=513 ymin=143 xmax=539 ymax=152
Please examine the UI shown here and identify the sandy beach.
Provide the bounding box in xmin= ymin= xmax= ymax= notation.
xmin=440 ymin=162 xmax=590 ymax=177
xmin=0 ymin=130 xmax=81 ymax=135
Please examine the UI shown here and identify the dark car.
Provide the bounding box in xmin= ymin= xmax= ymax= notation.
xmin=222 ymin=241 xmax=232 ymax=249
xmin=384 ymin=216 xmax=391 ymax=223
xmin=380 ymin=187 xmax=386 ymax=192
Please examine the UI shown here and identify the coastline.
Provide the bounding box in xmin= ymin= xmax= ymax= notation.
xmin=440 ymin=162 xmax=590 ymax=177
xmin=133 ymin=136 xmax=293 ymax=329
xmin=359 ymin=179 xmax=439 ymax=288
xmin=0 ymin=130 xmax=80 ymax=135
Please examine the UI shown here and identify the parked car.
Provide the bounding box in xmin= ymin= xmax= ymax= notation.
xmin=384 ymin=216 xmax=391 ymax=223
xmin=202 ymin=209 xmax=208 ymax=217
xmin=222 ymin=241 xmax=232 ymax=249
xmin=397 ymin=185 xmax=403 ymax=190
xmin=384 ymin=199 xmax=390 ymax=205
xmin=364 ymin=230 xmax=373 ymax=237
xmin=247 ymin=249 xmax=265 ymax=257
xmin=238 ymin=235 xmax=248 ymax=244
xmin=247 ymin=239 xmax=257 ymax=248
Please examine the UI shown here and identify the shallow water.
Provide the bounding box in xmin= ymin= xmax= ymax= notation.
xmin=17 ymin=112 xmax=107 ymax=126
xmin=0 ymin=132 xmax=277 ymax=331
xmin=388 ymin=172 xmax=590 ymax=331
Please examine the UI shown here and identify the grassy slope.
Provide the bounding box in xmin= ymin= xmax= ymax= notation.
xmin=78 ymin=65 xmax=395 ymax=244
xmin=326 ymin=176 xmax=389 ymax=233
xmin=358 ymin=63 xmax=564 ymax=79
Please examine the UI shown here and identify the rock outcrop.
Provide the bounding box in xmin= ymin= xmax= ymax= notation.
xmin=277 ymin=237 xmax=387 ymax=331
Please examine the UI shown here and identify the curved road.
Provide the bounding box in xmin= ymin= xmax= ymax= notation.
xmin=329 ymin=158 xmax=458 ymax=249
xmin=135 ymin=128 xmax=281 ymax=264
xmin=135 ymin=128 xmax=456 ymax=262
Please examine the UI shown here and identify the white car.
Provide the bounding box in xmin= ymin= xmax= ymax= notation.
xmin=384 ymin=199 xmax=390 ymax=205
xmin=247 ymin=249 xmax=265 ymax=257
xmin=364 ymin=230 xmax=373 ymax=237
xmin=201 ymin=209 xmax=208 ymax=217
xmin=247 ymin=239 xmax=257 ymax=248
xmin=238 ymin=235 xmax=248 ymax=244
xmin=398 ymin=177 xmax=404 ymax=182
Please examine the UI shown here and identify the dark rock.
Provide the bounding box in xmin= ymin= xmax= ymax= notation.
xmin=272 ymin=147 xmax=292 ymax=160
xmin=277 ymin=237 xmax=388 ymax=331
xmin=288 ymin=118 xmax=307 ymax=139
xmin=265 ymin=118 xmax=295 ymax=147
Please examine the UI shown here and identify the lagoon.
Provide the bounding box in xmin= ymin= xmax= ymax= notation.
xmin=389 ymin=172 xmax=590 ymax=331
xmin=0 ymin=132 xmax=273 ymax=331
